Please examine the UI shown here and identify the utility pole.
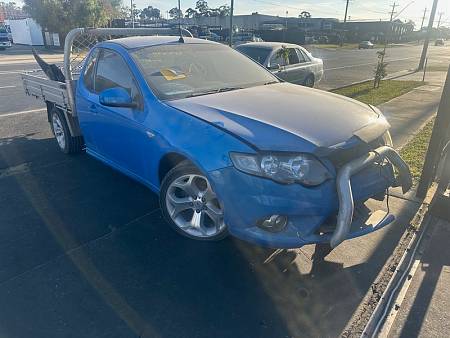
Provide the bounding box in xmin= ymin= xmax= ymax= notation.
xmin=284 ymin=10 xmax=288 ymax=42
xmin=437 ymin=11 xmax=444 ymax=28
xmin=131 ymin=0 xmax=135 ymax=28
xmin=229 ymin=0 xmax=234 ymax=46
xmin=420 ymin=8 xmax=427 ymax=30
xmin=341 ymin=0 xmax=350 ymax=46
xmin=418 ymin=0 xmax=439 ymax=70
xmin=375 ymin=2 xmax=398 ymax=88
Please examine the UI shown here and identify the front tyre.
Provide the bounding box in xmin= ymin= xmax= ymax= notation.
xmin=160 ymin=162 xmax=228 ymax=241
xmin=49 ymin=107 xmax=83 ymax=154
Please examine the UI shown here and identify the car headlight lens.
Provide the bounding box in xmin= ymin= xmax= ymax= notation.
xmin=230 ymin=152 xmax=331 ymax=185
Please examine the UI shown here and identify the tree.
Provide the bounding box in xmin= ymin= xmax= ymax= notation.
xmin=23 ymin=0 xmax=121 ymax=37
xmin=217 ymin=5 xmax=231 ymax=17
xmin=373 ymin=50 xmax=388 ymax=88
xmin=185 ymin=7 xmax=198 ymax=18
xmin=195 ymin=0 xmax=209 ymax=17
xmin=169 ymin=7 xmax=182 ymax=19
xmin=275 ymin=45 xmax=290 ymax=69
xmin=140 ymin=5 xmax=160 ymax=21
xmin=299 ymin=11 xmax=311 ymax=18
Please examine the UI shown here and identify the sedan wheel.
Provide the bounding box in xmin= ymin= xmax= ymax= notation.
xmin=161 ymin=162 xmax=227 ymax=241
xmin=304 ymin=75 xmax=315 ymax=88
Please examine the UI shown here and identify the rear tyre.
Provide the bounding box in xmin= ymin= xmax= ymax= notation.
xmin=304 ymin=74 xmax=315 ymax=88
xmin=160 ymin=161 xmax=228 ymax=241
xmin=49 ymin=107 xmax=83 ymax=154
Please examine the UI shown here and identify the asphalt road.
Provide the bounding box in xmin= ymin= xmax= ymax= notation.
xmin=0 ymin=44 xmax=438 ymax=337
xmin=310 ymin=43 xmax=450 ymax=90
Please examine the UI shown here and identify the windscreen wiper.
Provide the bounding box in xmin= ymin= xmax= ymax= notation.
xmin=186 ymin=86 xmax=243 ymax=98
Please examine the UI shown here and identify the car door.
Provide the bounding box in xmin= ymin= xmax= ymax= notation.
xmin=89 ymin=48 xmax=149 ymax=177
xmin=296 ymin=48 xmax=314 ymax=84
xmin=77 ymin=48 xmax=101 ymax=152
xmin=268 ymin=49 xmax=288 ymax=81
xmin=281 ymin=48 xmax=304 ymax=84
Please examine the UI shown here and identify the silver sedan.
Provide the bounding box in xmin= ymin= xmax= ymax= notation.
xmin=235 ymin=42 xmax=323 ymax=87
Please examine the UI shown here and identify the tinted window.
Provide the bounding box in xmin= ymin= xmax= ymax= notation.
xmin=236 ymin=46 xmax=271 ymax=65
xmin=287 ymin=48 xmax=300 ymax=65
xmin=83 ymin=49 xmax=99 ymax=92
xmin=132 ymin=44 xmax=277 ymax=101
xmin=270 ymin=51 xmax=287 ymax=67
xmin=296 ymin=49 xmax=311 ymax=63
xmin=95 ymin=50 xmax=140 ymax=99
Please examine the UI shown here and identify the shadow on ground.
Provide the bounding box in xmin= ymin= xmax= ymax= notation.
xmin=0 ymin=135 xmax=420 ymax=338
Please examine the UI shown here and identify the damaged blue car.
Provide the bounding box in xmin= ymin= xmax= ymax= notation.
xmin=23 ymin=30 xmax=412 ymax=250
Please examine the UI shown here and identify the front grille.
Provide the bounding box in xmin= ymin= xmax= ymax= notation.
xmin=328 ymin=136 xmax=384 ymax=169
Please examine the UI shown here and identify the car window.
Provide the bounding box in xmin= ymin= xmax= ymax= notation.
xmin=83 ymin=48 xmax=99 ymax=92
xmin=287 ymin=48 xmax=300 ymax=65
xmin=296 ymin=49 xmax=306 ymax=63
xmin=297 ymin=49 xmax=311 ymax=63
xmin=94 ymin=49 xmax=142 ymax=108
xmin=269 ymin=51 xmax=287 ymax=67
xmin=236 ymin=46 xmax=271 ymax=65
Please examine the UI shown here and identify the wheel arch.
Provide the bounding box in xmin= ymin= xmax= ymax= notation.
xmin=158 ymin=152 xmax=192 ymax=183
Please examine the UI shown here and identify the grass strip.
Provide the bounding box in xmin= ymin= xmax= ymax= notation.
xmin=399 ymin=118 xmax=435 ymax=184
xmin=332 ymin=80 xmax=423 ymax=106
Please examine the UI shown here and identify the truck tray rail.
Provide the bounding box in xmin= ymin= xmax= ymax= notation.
xmin=21 ymin=72 xmax=70 ymax=111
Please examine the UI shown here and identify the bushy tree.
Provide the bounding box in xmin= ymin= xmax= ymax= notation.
xmin=169 ymin=7 xmax=182 ymax=19
xmin=195 ymin=0 xmax=209 ymax=16
xmin=23 ymin=0 xmax=122 ymax=37
xmin=140 ymin=5 xmax=160 ymax=21
xmin=185 ymin=7 xmax=198 ymax=18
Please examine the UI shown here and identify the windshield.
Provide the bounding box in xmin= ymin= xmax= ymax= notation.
xmin=131 ymin=43 xmax=278 ymax=100
xmin=236 ymin=46 xmax=271 ymax=65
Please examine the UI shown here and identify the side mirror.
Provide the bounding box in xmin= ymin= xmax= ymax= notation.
xmin=99 ymin=87 xmax=136 ymax=108
xmin=268 ymin=63 xmax=281 ymax=71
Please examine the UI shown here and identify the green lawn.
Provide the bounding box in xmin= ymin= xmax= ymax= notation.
xmin=399 ymin=119 xmax=435 ymax=184
xmin=332 ymin=80 xmax=423 ymax=106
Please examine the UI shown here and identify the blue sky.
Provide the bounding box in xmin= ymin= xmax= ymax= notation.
xmin=138 ymin=0 xmax=448 ymax=27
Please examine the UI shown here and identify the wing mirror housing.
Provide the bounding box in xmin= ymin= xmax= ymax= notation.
xmin=268 ymin=63 xmax=281 ymax=71
xmin=99 ymin=87 xmax=137 ymax=108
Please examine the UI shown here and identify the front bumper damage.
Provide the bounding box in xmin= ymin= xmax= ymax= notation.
xmin=331 ymin=146 xmax=412 ymax=247
xmin=210 ymin=146 xmax=412 ymax=249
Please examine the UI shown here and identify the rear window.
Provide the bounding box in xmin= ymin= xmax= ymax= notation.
xmin=236 ymin=46 xmax=271 ymax=65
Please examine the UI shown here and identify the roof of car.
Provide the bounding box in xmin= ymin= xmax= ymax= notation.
xmin=235 ymin=42 xmax=301 ymax=50
xmin=107 ymin=36 xmax=218 ymax=49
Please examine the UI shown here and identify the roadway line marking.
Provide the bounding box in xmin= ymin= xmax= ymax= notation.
xmin=324 ymin=56 xmax=419 ymax=71
xmin=0 ymin=85 xmax=16 ymax=89
xmin=0 ymin=108 xmax=46 ymax=118
xmin=0 ymin=69 xmax=39 ymax=75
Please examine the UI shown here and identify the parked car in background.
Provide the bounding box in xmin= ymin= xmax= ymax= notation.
xmin=359 ymin=41 xmax=374 ymax=49
xmin=199 ymin=31 xmax=222 ymax=42
xmin=435 ymin=38 xmax=444 ymax=46
xmin=0 ymin=25 xmax=12 ymax=50
xmin=232 ymin=32 xmax=263 ymax=46
xmin=236 ymin=42 xmax=323 ymax=87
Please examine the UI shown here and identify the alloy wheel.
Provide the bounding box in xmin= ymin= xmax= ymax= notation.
xmin=165 ymin=174 xmax=225 ymax=238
